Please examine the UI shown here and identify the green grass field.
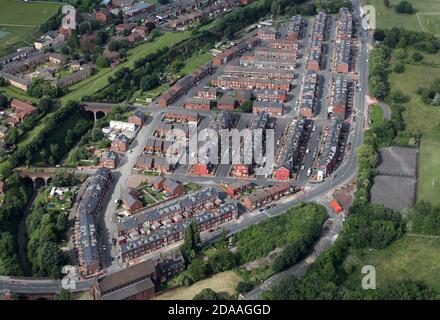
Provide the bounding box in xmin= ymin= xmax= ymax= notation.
xmin=367 ymin=0 xmax=440 ymax=33
xmin=0 ymin=86 xmax=38 ymax=103
xmin=0 ymin=0 xmax=60 ymax=26
xmin=0 ymin=0 xmax=61 ymax=54
xmin=154 ymin=271 xmax=242 ymax=300
xmin=389 ymin=57 xmax=440 ymax=203
xmin=344 ymin=235 xmax=440 ymax=292
xmin=180 ymin=52 xmax=213 ymax=75
xmin=369 ymin=104 xmax=384 ymax=128
xmin=418 ymin=138 xmax=440 ymax=204
xmin=61 ymin=31 xmax=192 ymax=102
xmin=389 ymin=64 xmax=440 ymax=134
xmin=417 ymin=14 xmax=440 ymax=35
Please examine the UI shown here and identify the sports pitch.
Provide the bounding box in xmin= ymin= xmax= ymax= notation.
xmin=0 ymin=0 xmax=61 ymax=54
xmin=367 ymin=0 xmax=440 ymax=34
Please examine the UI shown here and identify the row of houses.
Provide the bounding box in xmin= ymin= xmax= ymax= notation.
xmin=299 ymin=70 xmax=318 ymax=118
xmin=313 ymin=119 xmax=344 ymax=181
xmin=243 ymin=182 xmax=293 ymax=210
xmin=120 ymin=202 xmax=238 ymax=262
xmin=157 ymin=63 xmax=214 ymax=107
xmin=1 ymin=51 xmax=65 ymax=74
xmin=329 ymin=76 xmax=349 ymax=120
xmin=169 ymin=0 xmax=238 ymax=30
xmin=336 ymin=7 xmax=353 ymax=42
xmin=252 ymin=101 xmax=284 ymax=116
xmin=117 ymin=187 xmax=220 ymax=236
xmin=73 ymin=168 xmax=112 ymax=277
xmin=212 ymin=36 xmax=259 ymax=66
xmin=134 ymin=154 xmax=172 ymax=173
xmin=162 ymin=109 xmax=199 ymax=123
xmin=154 ymin=121 xmax=189 ymax=139
xmin=0 ymin=47 xmax=34 ymax=66
xmin=335 ymin=8 xmax=353 ymax=73
xmin=287 ymin=15 xmax=304 ymax=41
xmin=268 ymin=39 xmax=299 ymax=51
xmin=91 ymin=252 xmax=185 ymax=300
xmin=211 ymin=76 xmax=291 ymax=91
xmin=306 ymin=11 xmax=327 ymax=72
xmin=144 ymin=138 xmax=181 ymax=156
xmin=222 ymin=65 xmax=295 ymax=81
xmin=254 ymin=47 xmax=298 ymax=61
xmin=273 ymin=119 xmax=307 ymax=181
xmin=258 ymin=27 xmax=278 ymax=41
xmin=239 ymin=55 xmax=296 ymax=70
xmin=0 ymin=51 xmax=92 ymax=91
xmin=229 ymin=112 xmax=270 ymax=178
xmin=116 ymin=187 xmax=239 ymax=261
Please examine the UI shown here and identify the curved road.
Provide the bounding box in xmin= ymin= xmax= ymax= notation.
xmin=244 ymin=200 xmax=343 ymax=300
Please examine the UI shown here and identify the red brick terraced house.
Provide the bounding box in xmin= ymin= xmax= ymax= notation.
xmin=243 ymin=183 xmax=291 ymax=210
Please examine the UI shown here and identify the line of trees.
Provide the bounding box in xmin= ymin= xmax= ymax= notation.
xmin=175 ymin=204 xmax=327 ymax=288
xmin=6 ymin=101 xmax=92 ymax=168
xmin=374 ymin=28 xmax=440 ymax=54
xmin=369 ymin=46 xmax=391 ymax=99
xmin=0 ymin=173 xmax=33 ymax=276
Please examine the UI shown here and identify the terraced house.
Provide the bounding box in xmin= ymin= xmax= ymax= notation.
xmin=158 ymin=63 xmax=214 ymax=107
xmin=73 ymin=168 xmax=112 ymax=277
xmin=313 ymin=119 xmax=343 ymax=181
xmin=299 ymin=70 xmax=318 ymax=118
xmin=273 ymin=119 xmax=307 ymax=180
xmin=329 ymin=76 xmax=349 ymax=120
xmin=116 ymin=188 xmax=239 ymax=262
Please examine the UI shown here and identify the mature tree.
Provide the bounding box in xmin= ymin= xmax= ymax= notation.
xmin=393 ymin=63 xmax=405 ymax=73
xmin=412 ymin=51 xmax=424 ymax=62
xmin=395 ymin=1 xmax=414 ymax=14
xmin=394 ymin=48 xmax=407 ymax=59
xmin=236 ymin=281 xmax=253 ymax=294
xmin=37 ymin=97 xmax=53 ymax=114
xmin=186 ymin=258 xmax=208 ymax=282
xmin=96 ymin=56 xmax=109 ymax=68
xmin=5 ymin=127 xmax=19 ymax=145
xmin=207 ymin=248 xmax=237 ymax=273
xmin=0 ymin=93 xmax=8 ymax=108
xmin=180 ymin=219 xmax=200 ymax=263
xmin=193 ymin=288 xmax=219 ymax=300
